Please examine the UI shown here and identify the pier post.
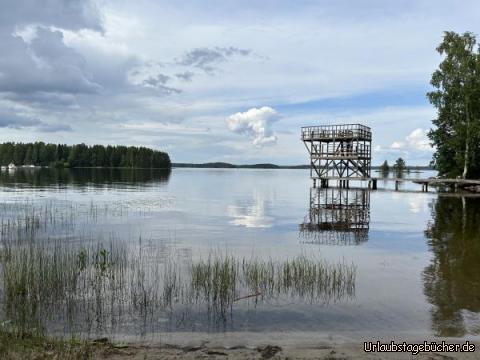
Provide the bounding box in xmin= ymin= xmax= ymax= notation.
xmin=313 ymin=178 xmax=317 ymax=188
xmin=320 ymin=179 xmax=327 ymax=188
xmin=395 ymin=181 xmax=399 ymax=191
xmin=372 ymin=179 xmax=377 ymax=190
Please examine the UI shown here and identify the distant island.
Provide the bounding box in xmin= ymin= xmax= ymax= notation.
xmin=173 ymin=162 xmax=306 ymax=169
xmin=173 ymin=162 xmax=434 ymax=171
xmin=0 ymin=142 xmax=171 ymax=169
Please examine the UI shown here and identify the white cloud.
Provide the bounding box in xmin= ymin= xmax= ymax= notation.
xmin=406 ymin=128 xmax=431 ymax=151
xmin=226 ymin=106 xmax=280 ymax=147
xmin=390 ymin=128 xmax=432 ymax=151
xmin=390 ymin=141 xmax=405 ymax=149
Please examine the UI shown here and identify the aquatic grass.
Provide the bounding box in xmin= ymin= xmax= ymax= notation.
xmin=0 ymin=202 xmax=356 ymax=336
xmin=0 ymin=199 xmax=165 ymax=246
xmin=240 ymin=255 xmax=356 ymax=303
xmin=1 ymin=239 xmax=356 ymax=336
xmin=191 ymin=255 xmax=239 ymax=317
xmin=0 ymin=238 xmax=128 ymax=336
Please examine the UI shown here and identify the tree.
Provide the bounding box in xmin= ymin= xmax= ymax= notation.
xmin=91 ymin=145 xmax=106 ymax=167
xmin=12 ymin=143 xmax=25 ymax=165
xmin=394 ymin=158 xmax=406 ymax=170
xmin=380 ymin=160 xmax=390 ymax=176
xmin=32 ymin=143 xmax=40 ymax=165
xmin=0 ymin=143 xmax=14 ymax=165
xmin=393 ymin=158 xmax=406 ymax=177
xmin=44 ymin=143 xmax=57 ymax=165
xmin=36 ymin=142 xmax=48 ymax=166
xmin=125 ymin=147 xmax=137 ymax=167
xmin=428 ymin=31 xmax=480 ymax=179
xmin=24 ymin=144 xmax=33 ymax=165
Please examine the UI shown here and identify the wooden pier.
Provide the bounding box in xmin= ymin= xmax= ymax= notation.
xmin=311 ymin=176 xmax=480 ymax=192
xmin=302 ymin=124 xmax=480 ymax=193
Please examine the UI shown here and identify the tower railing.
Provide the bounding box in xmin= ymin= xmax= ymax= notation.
xmin=301 ymin=124 xmax=371 ymax=141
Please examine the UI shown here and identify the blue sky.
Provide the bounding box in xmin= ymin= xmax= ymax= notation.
xmin=0 ymin=0 xmax=479 ymax=165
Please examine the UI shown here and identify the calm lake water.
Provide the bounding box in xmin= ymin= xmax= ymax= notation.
xmin=0 ymin=167 xmax=479 ymax=342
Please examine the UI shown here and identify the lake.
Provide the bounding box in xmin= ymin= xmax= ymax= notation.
xmin=0 ymin=167 xmax=479 ymax=343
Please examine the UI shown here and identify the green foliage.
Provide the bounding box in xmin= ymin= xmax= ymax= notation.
xmin=392 ymin=158 xmax=406 ymax=178
xmin=394 ymin=157 xmax=406 ymax=170
xmin=0 ymin=142 xmax=171 ymax=169
xmin=428 ymin=31 xmax=480 ymax=178
xmin=380 ymin=160 xmax=390 ymax=176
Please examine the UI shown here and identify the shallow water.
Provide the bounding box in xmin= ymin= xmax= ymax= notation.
xmin=0 ymin=167 xmax=479 ymax=341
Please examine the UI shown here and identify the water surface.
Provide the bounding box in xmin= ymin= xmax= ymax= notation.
xmin=0 ymin=167 xmax=479 ymax=341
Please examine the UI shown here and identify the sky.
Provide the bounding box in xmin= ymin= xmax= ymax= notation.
xmin=0 ymin=0 xmax=479 ymax=165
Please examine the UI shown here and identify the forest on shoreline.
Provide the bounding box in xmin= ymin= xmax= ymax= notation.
xmin=173 ymin=162 xmax=434 ymax=170
xmin=0 ymin=142 xmax=171 ymax=169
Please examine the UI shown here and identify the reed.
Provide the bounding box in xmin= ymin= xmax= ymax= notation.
xmin=0 ymin=202 xmax=356 ymax=337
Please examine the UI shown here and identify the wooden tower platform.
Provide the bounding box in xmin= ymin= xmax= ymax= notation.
xmin=302 ymin=124 xmax=372 ymax=187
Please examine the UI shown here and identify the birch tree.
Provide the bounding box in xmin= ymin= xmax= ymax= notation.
xmin=428 ymin=32 xmax=480 ymax=179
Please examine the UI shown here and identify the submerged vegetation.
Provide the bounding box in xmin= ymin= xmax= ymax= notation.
xmin=0 ymin=201 xmax=357 ymax=339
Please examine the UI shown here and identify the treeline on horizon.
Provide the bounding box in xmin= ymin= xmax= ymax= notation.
xmin=173 ymin=162 xmax=434 ymax=170
xmin=173 ymin=162 xmax=301 ymax=169
xmin=0 ymin=142 xmax=171 ymax=169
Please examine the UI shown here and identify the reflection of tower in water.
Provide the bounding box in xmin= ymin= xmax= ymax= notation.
xmin=300 ymin=187 xmax=370 ymax=245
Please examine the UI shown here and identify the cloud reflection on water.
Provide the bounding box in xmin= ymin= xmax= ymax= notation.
xmin=227 ymin=192 xmax=273 ymax=228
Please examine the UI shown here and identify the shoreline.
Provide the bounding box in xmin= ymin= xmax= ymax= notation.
xmin=97 ymin=340 xmax=480 ymax=359
xmin=3 ymin=330 xmax=479 ymax=359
